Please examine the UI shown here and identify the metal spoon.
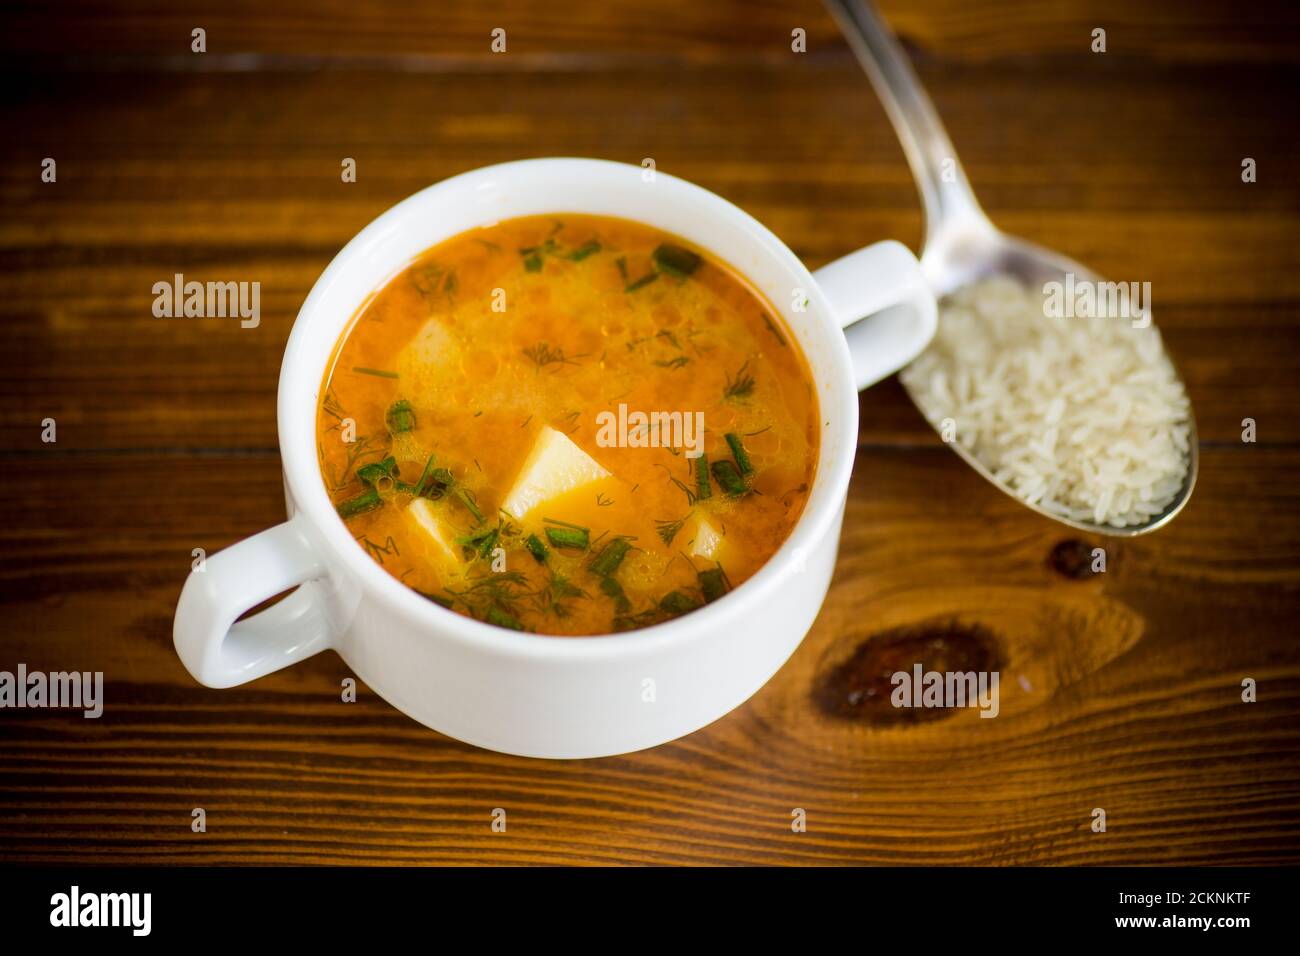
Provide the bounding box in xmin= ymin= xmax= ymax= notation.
xmin=824 ymin=0 xmax=1198 ymax=536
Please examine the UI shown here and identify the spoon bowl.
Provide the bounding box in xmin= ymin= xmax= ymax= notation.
xmin=825 ymin=0 xmax=1199 ymax=536
xmin=920 ymin=221 xmax=1200 ymax=536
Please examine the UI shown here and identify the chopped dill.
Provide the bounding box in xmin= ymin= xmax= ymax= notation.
xmin=555 ymin=409 xmax=581 ymax=434
xmin=668 ymin=475 xmax=697 ymax=506
xmin=723 ymin=360 xmax=756 ymax=401
xmin=760 ymin=312 xmax=788 ymax=346
xmin=529 ymin=571 xmax=590 ymax=620
xmin=487 ymin=606 xmax=525 ymax=630
xmin=655 ymin=514 xmax=690 ymax=546
xmin=352 ymin=366 xmax=399 ymax=379
xmin=331 ymin=434 xmax=378 ymax=492
xmin=523 ymin=342 xmax=578 ymax=370
xmin=322 ymin=386 xmax=347 ymax=422
xmin=444 ymin=570 xmax=531 ymax=625
xmin=357 ymin=534 xmax=399 ymax=565
xmin=412 ymin=263 xmax=457 ymax=301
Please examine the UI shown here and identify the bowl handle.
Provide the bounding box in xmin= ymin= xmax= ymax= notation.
xmin=173 ymin=515 xmax=334 ymax=688
xmin=813 ymin=239 xmax=937 ymax=390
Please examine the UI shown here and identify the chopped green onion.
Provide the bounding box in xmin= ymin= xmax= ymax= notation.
xmin=694 ymin=453 xmax=712 ymax=500
xmin=545 ymin=525 xmax=590 ymax=551
xmin=659 ymin=590 xmax=699 ymax=616
xmin=711 ymin=459 xmax=747 ymax=496
xmin=600 ymin=576 xmax=632 ymax=613
xmin=625 ymin=272 xmax=659 ymax=293
xmin=526 ymin=533 xmax=549 ymax=563
xmin=411 ymin=454 xmax=437 ymax=497
xmin=337 ymin=487 xmax=382 ymax=518
xmin=357 ymin=456 xmax=399 ymax=487
xmin=544 ymin=517 xmax=587 ymax=530
xmin=456 ymin=488 xmax=484 ymax=523
xmin=589 ymin=537 xmax=632 ymax=577
xmin=422 ymin=467 xmax=454 ymax=498
xmin=386 ymin=399 xmax=415 ymax=434
xmin=653 ymin=243 xmax=701 ymax=278
xmin=724 ymin=432 xmax=754 ymax=476
xmin=566 ymin=239 xmax=601 ymax=261
xmin=458 ymin=525 xmax=500 ymax=559
xmin=352 ymin=366 xmax=398 ymax=379
xmin=699 ymin=566 xmax=730 ymax=604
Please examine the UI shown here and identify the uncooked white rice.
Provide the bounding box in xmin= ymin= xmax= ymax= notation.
xmin=899 ymin=275 xmax=1191 ymax=528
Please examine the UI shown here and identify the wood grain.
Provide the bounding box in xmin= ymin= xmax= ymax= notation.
xmin=3 ymin=63 xmax=1297 ymax=450
xmin=4 ymin=0 xmax=1297 ymax=64
xmin=1 ymin=0 xmax=1298 ymax=865
xmin=1 ymin=447 xmax=1297 ymax=865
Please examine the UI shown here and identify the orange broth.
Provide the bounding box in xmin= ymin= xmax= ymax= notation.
xmin=317 ymin=214 xmax=818 ymax=635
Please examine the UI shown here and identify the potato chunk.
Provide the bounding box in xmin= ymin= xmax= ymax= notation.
xmin=688 ymin=515 xmax=725 ymax=560
xmin=501 ymin=426 xmax=611 ymax=518
xmin=406 ymin=498 xmax=462 ymax=568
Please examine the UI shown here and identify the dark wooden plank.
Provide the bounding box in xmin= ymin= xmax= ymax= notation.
xmin=0 ymin=447 xmax=1296 ymax=864
xmin=3 ymin=0 xmax=1296 ymax=64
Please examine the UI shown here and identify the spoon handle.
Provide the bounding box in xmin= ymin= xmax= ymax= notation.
xmin=823 ymin=0 xmax=991 ymax=247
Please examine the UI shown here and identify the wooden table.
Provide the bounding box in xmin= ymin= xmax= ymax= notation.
xmin=2 ymin=0 xmax=1297 ymax=865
